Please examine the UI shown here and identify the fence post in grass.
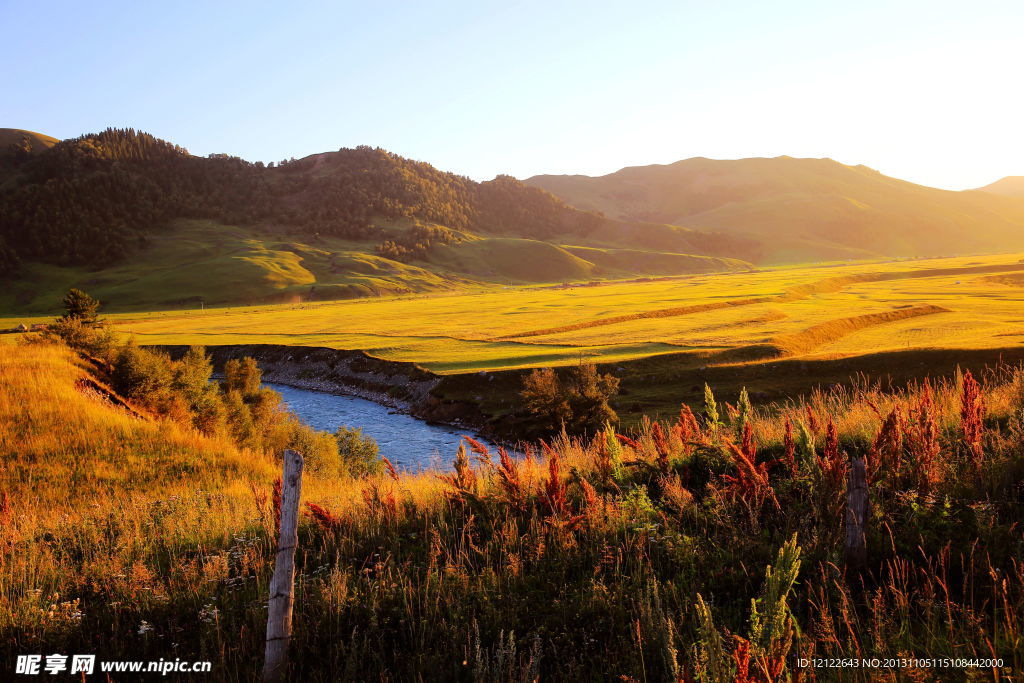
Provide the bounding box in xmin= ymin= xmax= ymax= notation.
xmin=263 ymin=449 xmax=304 ymax=683
xmin=845 ymin=456 xmax=868 ymax=570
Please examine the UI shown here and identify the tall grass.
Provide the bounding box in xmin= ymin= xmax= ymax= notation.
xmin=3 ymin=342 xmax=1024 ymax=680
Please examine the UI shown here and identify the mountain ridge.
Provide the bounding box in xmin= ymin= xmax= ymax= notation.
xmin=976 ymin=176 xmax=1024 ymax=198
xmin=0 ymin=127 xmax=756 ymax=311
xmin=525 ymin=156 xmax=1024 ymax=261
xmin=5 ymin=127 xmax=1024 ymax=311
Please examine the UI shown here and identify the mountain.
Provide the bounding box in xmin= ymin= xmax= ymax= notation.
xmin=526 ymin=157 xmax=1024 ymax=262
xmin=0 ymin=128 xmax=755 ymax=311
xmin=10 ymin=130 xmax=1024 ymax=312
xmin=976 ymin=176 xmax=1024 ymax=198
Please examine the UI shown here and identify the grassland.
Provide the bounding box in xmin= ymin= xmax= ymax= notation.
xmin=5 ymin=339 xmax=1024 ymax=680
xmin=8 ymin=251 xmax=1024 ymax=433
xmin=0 ymin=219 xmax=472 ymax=313
xmin=0 ymin=344 xmax=274 ymax=499
xmin=0 ymin=217 xmax=750 ymax=314
xmin=8 ymin=251 xmax=1022 ymax=374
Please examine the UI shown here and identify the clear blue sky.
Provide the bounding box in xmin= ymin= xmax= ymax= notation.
xmin=2 ymin=0 xmax=1022 ymax=189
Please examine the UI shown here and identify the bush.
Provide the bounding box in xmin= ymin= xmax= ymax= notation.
xmin=565 ymin=363 xmax=620 ymax=432
xmin=520 ymin=367 xmax=571 ymax=429
xmin=112 ymin=342 xmax=175 ymax=402
xmin=334 ymin=425 xmax=383 ymax=477
xmin=223 ymin=357 xmax=262 ymax=396
xmin=222 ymin=388 xmax=257 ymax=446
xmin=42 ymin=317 xmax=117 ymax=359
xmin=172 ymin=346 xmax=214 ymax=402
xmin=189 ymin=385 xmax=227 ymax=435
xmin=285 ymin=422 xmax=343 ymax=476
xmin=521 ymin=363 xmax=619 ymax=435
xmin=30 ymin=301 xmax=355 ymax=473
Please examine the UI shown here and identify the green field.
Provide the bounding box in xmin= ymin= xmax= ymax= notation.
xmin=7 ymin=251 xmax=1024 ymax=377
xmin=0 ymin=218 xmax=752 ymax=314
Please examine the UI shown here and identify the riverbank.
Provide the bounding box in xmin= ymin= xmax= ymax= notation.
xmin=158 ymin=343 xmax=498 ymax=435
xmin=265 ymin=382 xmax=500 ymax=468
xmin=158 ymin=342 xmax=1024 ymax=444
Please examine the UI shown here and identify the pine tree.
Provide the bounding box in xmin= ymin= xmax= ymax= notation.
xmin=61 ymin=288 xmax=101 ymax=324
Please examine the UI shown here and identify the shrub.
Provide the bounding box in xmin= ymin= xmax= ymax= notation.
xmin=42 ymin=316 xmax=117 ymax=359
xmin=221 ymin=388 xmax=257 ymax=445
xmin=223 ymin=357 xmax=262 ymax=396
xmin=172 ymin=346 xmax=214 ymax=402
xmin=112 ymin=342 xmax=175 ymax=403
xmin=565 ymin=363 xmax=620 ymax=433
xmin=189 ymin=385 xmax=227 ymax=435
xmin=28 ymin=304 xmax=354 ymax=482
xmin=334 ymin=425 xmax=383 ymax=477
xmin=520 ymin=363 xmax=619 ymax=435
xmin=520 ymin=367 xmax=571 ymax=430
xmin=285 ymin=422 xmax=342 ymax=476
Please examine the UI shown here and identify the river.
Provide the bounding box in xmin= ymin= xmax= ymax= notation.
xmin=268 ymin=382 xmax=495 ymax=471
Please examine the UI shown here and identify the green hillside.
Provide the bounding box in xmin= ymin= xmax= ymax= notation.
xmin=11 ymin=129 xmax=1024 ymax=312
xmin=526 ymin=156 xmax=1024 ymax=261
xmin=0 ymin=128 xmax=761 ymax=308
xmin=0 ymin=218 xmax=464 ymax=312
xmin=0 ymin=218 xmax=755 ymax=314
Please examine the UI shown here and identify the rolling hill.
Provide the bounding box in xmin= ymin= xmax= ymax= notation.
xmin=7 ymin=129 xmax=1024 ymax=313
xmin=526 ymin=157 xmax=1024 ymax=262
xmin=0 ymin=128 xmax=756 ymax=311
xmin=977 ymin=176 xmax=1024 ymax=198
xmin=0 ymin=128 xmax=58 ymax=156
xmin=0 ymin=128 xmax=59 ymax=192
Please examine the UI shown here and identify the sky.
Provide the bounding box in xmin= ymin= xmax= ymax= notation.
xmin=2 ymin=0 xmax=1022 ymax=190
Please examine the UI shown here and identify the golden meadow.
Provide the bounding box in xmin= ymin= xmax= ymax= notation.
xmin=3 ymin=252 xmax=1019 ymax=374
xmin=3 ymin=324 xmax=1024 ymax=679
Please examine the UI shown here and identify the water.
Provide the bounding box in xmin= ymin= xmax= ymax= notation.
xmin=268 ymin=382 xmax=495 ymax=471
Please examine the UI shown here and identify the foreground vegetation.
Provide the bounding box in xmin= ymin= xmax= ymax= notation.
xmin=3 ymin=328 xmax=1024 ymax=679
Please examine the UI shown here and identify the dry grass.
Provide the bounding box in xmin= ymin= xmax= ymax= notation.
xmin=0 ymin=344 xmax=272 ymax=497
xmin=3 ymin=342 xmax=1024 ymax=679
xmin=737 ymin=303 xmax=950 ymax=360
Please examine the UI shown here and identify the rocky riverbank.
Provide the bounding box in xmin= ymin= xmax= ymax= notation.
xmin=157 ymin=344 xmax=494 ymax=433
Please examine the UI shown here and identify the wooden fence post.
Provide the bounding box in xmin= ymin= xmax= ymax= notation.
xmin=263 ymin=449 xmax=304 ymax=683
xmin=845 ymin=456 xmax=868 ymax=569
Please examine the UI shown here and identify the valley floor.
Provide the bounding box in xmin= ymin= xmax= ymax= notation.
xmin=7 ymin=251 xmax=1024 ymax=431
xmin=6 ymin=251 xmax=1024 ymax=375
